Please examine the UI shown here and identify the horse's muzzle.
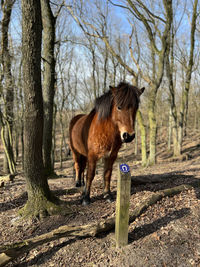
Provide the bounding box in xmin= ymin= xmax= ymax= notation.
xmin=122 ymin=132 xmax=135 ymax=143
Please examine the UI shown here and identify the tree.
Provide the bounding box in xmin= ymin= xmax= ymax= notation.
xmin=20 ymin=0 xmax=61 ymax=218
xmin=177 ymin=0 xmax=198 ymax=153
xmin=126 ymin=0 xmax=173 ymax=165
xmin=165 ymin=7 xmax=179 ymax=157
xmin=41 ymin=0 xmax=57 ymax=176
xmin=166 ymin=0 xmax=198 ymax=156
xmin=0 ymin=0 xmax=16 ymax=174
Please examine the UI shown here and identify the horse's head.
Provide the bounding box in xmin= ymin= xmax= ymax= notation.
xmin=110 ymin=82 xmax=145 ymax=143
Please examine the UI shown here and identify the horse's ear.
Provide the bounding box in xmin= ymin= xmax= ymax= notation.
xmin=139 ymin=87 xmax=145 ymax=96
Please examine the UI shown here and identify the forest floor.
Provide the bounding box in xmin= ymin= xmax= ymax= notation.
xmin=1 ymin=129 xmax=200 ymax=267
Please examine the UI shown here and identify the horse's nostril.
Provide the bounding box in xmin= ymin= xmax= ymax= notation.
xmin=123 ymin=132 xmax=129 ymax=140
xmin=122 ymin=132 xmax=135 ymax=143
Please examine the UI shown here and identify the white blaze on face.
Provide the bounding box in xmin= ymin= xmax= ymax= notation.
xmin=118 ymin=109 xmax=135 ymax=141
xmin=119 ymin=126 xmax=127 ymax=141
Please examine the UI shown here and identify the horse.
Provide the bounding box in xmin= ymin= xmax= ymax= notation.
xmin=69 ymin=82 xmax=145 ymax=205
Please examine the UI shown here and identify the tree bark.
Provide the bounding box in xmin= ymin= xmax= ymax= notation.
xmin=165 ymin=25 xmax=180 ymax=157
xmin=41 ymin=0 xmax=56 ymax=176
xmin=0 ymin=115 xmax=16 ymax=174
xmin=21 ymin=0 xmax=59 ymax=218
xmin=148 ymin=88 xmax=157 ymax=166
xmin=136 ymin=110 xmax=147 ymax=166
xmin=1 ymin=0 xmax=16 ymax=174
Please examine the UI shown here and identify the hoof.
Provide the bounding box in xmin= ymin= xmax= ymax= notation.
xmin=103 ymin=192 xmax=114 ymax=203
xmin=82 ymin=196 xmax=91 ymax=206
xmin=75 ymin=181 xmax=82 ymax=187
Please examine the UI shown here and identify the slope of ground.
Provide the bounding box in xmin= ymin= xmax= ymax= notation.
xmin=0 ymin=130 xmax=200 ymax=266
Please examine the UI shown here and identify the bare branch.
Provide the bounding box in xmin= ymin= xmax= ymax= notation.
xmin=108 ymin=0 xmax=137 ymax=17
xmin=136 ymin=0 xmax=166 ymax=23
xmin=126 ymin=0 xmax=161 ymax=54
xmin=65 ymin=3 xmax=137 ymax=78
xmin=128 ymin=24 xmax=151 ymax=84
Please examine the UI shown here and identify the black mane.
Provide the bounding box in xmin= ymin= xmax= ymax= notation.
xmin=94 ymin=82 xmax=140 ymax=120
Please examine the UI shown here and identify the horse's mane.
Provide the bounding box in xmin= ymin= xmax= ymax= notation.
xmin=94 ymin=82 xmax=140 ymax=120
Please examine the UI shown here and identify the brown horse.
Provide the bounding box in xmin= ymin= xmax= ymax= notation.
xmin=69 ymin=82 xmax=145 ymax=205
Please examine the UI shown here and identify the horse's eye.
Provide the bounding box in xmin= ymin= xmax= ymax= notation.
xmin=117 ymin=106 xmax=122 ymax=111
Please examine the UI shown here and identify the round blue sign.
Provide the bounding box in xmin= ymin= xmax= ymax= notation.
xmin=120 ymin=164 xmax=130 ymax=173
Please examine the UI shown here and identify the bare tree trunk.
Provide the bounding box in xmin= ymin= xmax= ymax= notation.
xmin=165 ymin=26 xmax=180 ymax=157
xmin=168 ymin=107 xmax=172 ymax=151
xmin=134 ymin=119 xmax=138 ymax=156
xmin=0 ymin=112 xmax=16 ymax=174
xmin=137 ymin=110 xmax=147 ymax=166
xmin=1 ymin=0 xmax=16 ymax=174
xmin=148 ymin=89 xmax=157 ymax=165
xmin=103 ymin=43 xmax=108 ymax=93
xmin=20 ymin=0 xmax=60 ymax=219
xmin=51 ymin=103 xmax=57 ymax=170
xmin=18 ymin=60 xmax=25 ymax=168
xmin=178 ymin=0 xmax=198 ymax=151
xmin=41 ymin=0 xmax=56 ymax=176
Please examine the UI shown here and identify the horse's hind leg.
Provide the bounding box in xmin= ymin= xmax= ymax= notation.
xmin=73 ymin=154 xmax=87 ymax=187
xmin=80 ymin=156 xmax=87 ymax=186
xmin=82 ymin=156 xmax=97 ymax=206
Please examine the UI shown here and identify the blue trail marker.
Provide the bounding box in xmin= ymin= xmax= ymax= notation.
xmin=119 ymin=163 xmax=130 ymax=173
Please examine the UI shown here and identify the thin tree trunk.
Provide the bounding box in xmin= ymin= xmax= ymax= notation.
xmin=137 ymin=110 xmax=147 ymax=166
xmin=165 ymin=26 xmax=180 ymax=157
xmin=103 ymin=44 xmax=108 ymax=93
xmin=0 ymin=113 xmax=16 ymax=174
xmin=168 ymin=107 xmax=172 ymax=151
xmin=148 ymin=103 xmax=157 ymax=165
xmin=20 ymin=123 xmax=24 ymax=170
xmin=1 ymin=0 xmax=16 ymax=174
xmin=134 ymin=120 xmax=138 ymax=155
xmin=51 ymin=103 xmax=57 ymax=169
xmin=41 ymin=0 xmax=56 ymax=176
xmin=18 ymin=60 xmax=25 ymax=169
xmin=178 ymin=0 xmax=198 ymax=150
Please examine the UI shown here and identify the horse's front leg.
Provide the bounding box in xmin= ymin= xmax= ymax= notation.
xmin=103 ymin=156 xmax=117 ymax=202
xmin=82 ymin=157 xmax=96 ymax=206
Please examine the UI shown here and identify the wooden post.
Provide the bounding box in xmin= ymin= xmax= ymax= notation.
xmin=115 ymin=163 xmax=131 ymax=248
